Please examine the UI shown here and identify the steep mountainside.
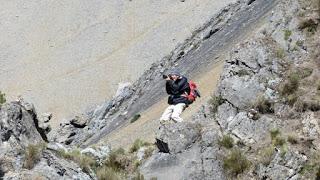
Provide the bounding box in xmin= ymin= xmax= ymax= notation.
xmin=0 ymin=0 xmax=236 ymax=125
xmin=142 ymin=0 xmax=320 ymax=179
xmin=0 ymin=0 xmax=319 ymax=179
xmin=49 ymin=0 xmax=278 ymax=149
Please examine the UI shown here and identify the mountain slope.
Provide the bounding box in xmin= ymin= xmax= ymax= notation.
xmin=50 ymin=0 xmax=278 ymax=148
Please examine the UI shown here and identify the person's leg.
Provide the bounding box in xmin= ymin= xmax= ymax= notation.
xmin=160 ymin=105 xmax=174 ymax=122
xmin=171 ymin=103 xmax=186 ymax=122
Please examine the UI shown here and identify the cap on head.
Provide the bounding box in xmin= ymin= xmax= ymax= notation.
xmin=169 ymin=70 xmax=181 ymax=77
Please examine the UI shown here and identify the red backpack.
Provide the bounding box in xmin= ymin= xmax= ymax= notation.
xmin=187 ymin=81 xmax=201 ymax=103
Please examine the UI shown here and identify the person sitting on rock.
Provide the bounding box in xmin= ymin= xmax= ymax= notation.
xmin=160 ymin=71 xmax=190 ymax=124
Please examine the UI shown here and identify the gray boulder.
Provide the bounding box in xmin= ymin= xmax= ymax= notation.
xmin=0 ymin=102 xmax=92 ymax=179
xmin=156 ymin=122 xmax=202 ymax=154
xmin=257 ymin=149 xmax=307 ymax=179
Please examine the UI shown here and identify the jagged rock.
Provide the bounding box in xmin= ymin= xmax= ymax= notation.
xmin=115 ymin=82 xmax=132 ymax=97
xmin=39 ymin=113 xmax=52 ymax=123
xmin=143 ymin=121 xmax=225 ymax=180
xmin=216 ymin=102 xmax=238 ymax=130
xmin=0 ymin=102 xmax=45 ymax=147
xmin=81 ymin=145 xmax=110 ymax=165
xmin=226 ymin=112 xmax=275 ymax=144
xmin=38 ymin=113 xmax=52 ymax=134
xmin=0 ymin=102 xmax=92 ymax=179
xmin=218 ymin=75 xmax=265 ymax=109
xmin=70 ymin=115 xmax=88 ymax=128
xmin=141 ymin=145 xmax=208 ymax=180
xmin=156 ymin=122 xmax=202 ymax=154
xmin=3 ymin=150 xmax=92 ymax=180
xmin=302 ymin=112 xmax=320 ymax=139
xmin=256 ymin=149 xmax=307 ymax=179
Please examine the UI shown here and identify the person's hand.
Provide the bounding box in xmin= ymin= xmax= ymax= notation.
xmin=165 ymin=77 xmax=171 ymax=81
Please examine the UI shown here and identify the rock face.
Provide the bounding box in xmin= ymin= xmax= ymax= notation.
xmin=1 ymin=0 xmax=237 ymax=124
xmin=142 ymin=106 xmax=227 ymax=180
xmin=2 ymin=0 xmax=319 ymax=179
xmin=50 ymin=0 xmax=279 ymax=148
xmin=141 ymin=0 xmax=320 ymax=179
xmin=0 ymin=102 xmax=91 ymax=179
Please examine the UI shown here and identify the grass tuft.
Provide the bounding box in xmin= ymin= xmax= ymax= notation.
xmin=218 ymin=135 xmax=234 ymax=149
xmin=259 ymin=147 xmax=275 ymax=166
xmin=275 ymin=48 xmax=285 ymax=59
xmin=270 ymin=129 xmax=280 ymax=140
xmin=96 ymin=166 xmax=122 ymax=180
xmin=0 ymin=91 xmax=6 ymax=105
xmin=57 ymin=149 xmax=97 ymax=173
xmin=129 ymin=139 xmax=150 ymax=153
xmin=280 ymin=72 xmax=300 ymax=96
xmin=270 ymin=129 xmax=286 ymax=147
xmin=284 ymin=29 xmax=292 ymax=40
xmin=131 ymin=114 xmax=141 ymax=123
xmin=273 ymin=136 xmax=286 ymax=147
xmin=24 ymin=143 xmax=46 ymax=170
xmin=209 ymin=95 xmax=225 ymax=114
xmin=223 ymin=149 xmax=251 ymax=176
xmin=252 ymin=96 xmax=274 ymax=114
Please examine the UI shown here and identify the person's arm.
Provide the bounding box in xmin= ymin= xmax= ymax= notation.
xmin=166 ymin=80 xmax=174 ymax=94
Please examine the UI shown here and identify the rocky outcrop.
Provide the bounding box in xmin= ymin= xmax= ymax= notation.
xmin=142 ymin=106 xmax=226 ymax=180
xmin=0 ymin=102 xmax=91 ymax=179
xmin=50 ymin=0 xmax=279 ymax=148
xmin=141 ymin=0 xmax=320 ymax=179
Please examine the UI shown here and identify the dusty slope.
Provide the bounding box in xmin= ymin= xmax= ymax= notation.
xmin=102 ymin=60 xmax=225 ymax=149
xmin=0 ymin=0 xmax=236 ymax=125
xmin=80 ymin=0 xmax=278 ymax=148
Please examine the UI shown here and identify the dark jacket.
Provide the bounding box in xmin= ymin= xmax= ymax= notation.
xmin=166 ymin=76 xmax=190 ymax=105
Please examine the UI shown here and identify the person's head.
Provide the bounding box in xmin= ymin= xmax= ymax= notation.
xmin=169 ymin=70 xmax=181 ymax=81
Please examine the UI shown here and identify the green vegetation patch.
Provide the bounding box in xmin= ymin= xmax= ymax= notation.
xmin=131 ymin=114 xmax=141 ymax=123
xmin=252 ymin=96 xmax=274 ymax=114
xmin=284 ymin=29 xmax=292 ymax=41
xmin=259 ymin=147 xmax=275 ymax=166
xmin=209 ymin=95 xmax=225 ymax=114
xmin=96 ymin=166 xmax=122 ymax=180
xmin=275 ymin=48 xmax=285 ymax=59
xmin=129 ymin=139 xmax=151 ymax=153
xmin=218 ymin=135 xmax=234 ymax=149
xmin=24 ymin=143 xmax=47 ymax=170
xmin=223 ymin=149 xmax=251 ymax=177
xmin=57 ymin=149 xmax=97 ymax=173
xmin=270 ymin=129 xmax=281 ymax=140
xmin=0 ymin=91 xmax=6 ymax=105
xmin=300 ymin=152 xmax=320 ymax=179
xmin=269 ymin=129 xmax=287 ymax=154
xmin=280 ymin=72 xmax=300 ymax=96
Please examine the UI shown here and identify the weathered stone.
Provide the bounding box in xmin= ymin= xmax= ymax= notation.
xmin=70 ymin=115 xmax=88 ymax=128
xmin=156 ymin=122 xmax=201 ymax=154
xmin=0 ymin=102 xmax=92 ymax=179
xmin=81 ymin=145 xmax=110 ymax=165
xmin=302 ymin=112 xmax=320 ymax=139
xmin=257 ymin=150 xmax=307 ymax=179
